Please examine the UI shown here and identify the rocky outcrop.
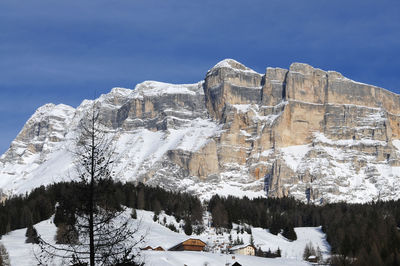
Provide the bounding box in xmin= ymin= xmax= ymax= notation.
xmin=204 ymin=59 xmax=263 ymax=120
xmin=1 ymin=59 xmax=400 ymax=203
xmin=0 ymin=104 xmax=74 ymax=164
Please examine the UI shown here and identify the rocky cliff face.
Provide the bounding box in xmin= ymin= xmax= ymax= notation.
xmin=1 ymin=59 xmax=400 ymax=203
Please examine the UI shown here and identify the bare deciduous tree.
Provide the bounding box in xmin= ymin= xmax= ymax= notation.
xmin=37 ymin=106 xmax=145 ymax=266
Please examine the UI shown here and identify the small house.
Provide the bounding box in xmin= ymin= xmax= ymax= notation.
xmin=307 ymin=255 xmax=318 ymax=263
xmin=140 ymin=245 xmax=165 ymax=251
xmin=230 ymin=244 xmax=256 ymax=256
xmin=168 ymin=238 xmax=206 ymax=251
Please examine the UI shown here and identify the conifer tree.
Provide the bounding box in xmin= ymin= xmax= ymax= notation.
xmin=269 ymin=214 xmax=280 ymax=235
xmin=282 ymin=224 xmax=297 ymax=241
xmin=25 ymin=225 xmax=39 ymax=244
xmin=211 ymin=201 xmax=229 ymax=228
xmin=303 ymin=242 xmax=316 ymax=261
xmin=55 ymin=223 xmax=79 ymax=245
xmin=184 ymin=218 xmax=193 ymax=236
xmin=235 ymin=236 xmax=240 ymax=245
xmin=131 ymin=209 xmax=137 ymax=219
xmin=276 ymin=247 xmax=281 ymax=257
xmin=0 ymin=243 xmax=10 ymax=266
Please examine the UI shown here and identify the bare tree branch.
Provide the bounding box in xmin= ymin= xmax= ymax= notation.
xmin=37 ymin=104 xmax=145 ymax=266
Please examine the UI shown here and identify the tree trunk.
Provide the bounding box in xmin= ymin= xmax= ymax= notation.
xmin=89 ymin=114 xmax=95 ymax=266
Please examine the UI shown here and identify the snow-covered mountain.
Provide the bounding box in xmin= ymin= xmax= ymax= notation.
xmin=1 ymin=59 xmax=400 ymax=203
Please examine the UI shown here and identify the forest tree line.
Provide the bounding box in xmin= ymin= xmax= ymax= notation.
xmin=208 ymin=195 xmax=400 ymax=266
xmin=0 ymin=180 xmax=202 ymax=237
xmin=1 ymin=181 xmax=400 ymax=265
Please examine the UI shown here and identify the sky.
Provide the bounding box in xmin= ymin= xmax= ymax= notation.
xmin=1 ymin=0 xmax=400 ymax=154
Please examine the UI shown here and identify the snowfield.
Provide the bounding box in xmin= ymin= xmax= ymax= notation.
xmin=0 ymin=209 xmax=329 ymax=266
xmin=143 ymin=250 xmax=310 ymax=266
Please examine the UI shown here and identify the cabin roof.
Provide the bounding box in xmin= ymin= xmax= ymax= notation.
xmin=168 ymin=238 xmax=206 ymax=250
xmin=182 ymin=238 xmax=206 ymax=245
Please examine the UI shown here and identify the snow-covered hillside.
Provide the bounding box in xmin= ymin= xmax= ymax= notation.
xmin=0 ymin=209 xmax=329 ymax=266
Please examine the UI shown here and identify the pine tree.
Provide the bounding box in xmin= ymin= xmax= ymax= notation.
xmin=368 ymin=244 xmax=384 ymax=266
xmin=266 ymin=248 xmax=272 ymax=258
xmin=55 ymin=224 xmax=79 ymax=245
xmin=131 ymin=209 xmax=137 ymax=219
xmin=25 ymin=225 xmax=39 ymax=244
xmin=4 ymin=223 xmax=10 ymax=235
xmin=167 ymin=223 xmax=177 ymax=232
xmin=184 ymin=218 xmax=193 ymax=236
xmin=276 ymin=247 xmax=281 ymax=257
xmin=339 ymin=233 xmax=352 ymax=259
xmin=211 ymin=202 xmax=229 ymax=228
xmin=282 ymin=224 xmax=297 ymax=241
xmin=303 ymin=242 xmax=316 ymax=261
xmin=137 ymin=188 xmax=145 ymax=210
xmin=235 ymin=236 xmax=240 ymax=245
xmin=269 ymin=214 xmax=280 ymax=235
xmin=256 ymin=247 xmax=263 ymax=257
xmin=0 ymin=243 xmax=10 ymax=266
xmin=250 ymin=234 xmax=254 ymax=246
xmin=152 ymin=199 xmax=162 ymax=215
xmin=21 ymin=206 xmax=33 ymax=228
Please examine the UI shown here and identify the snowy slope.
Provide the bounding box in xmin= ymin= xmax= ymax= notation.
xmin=144 ymin=251 xmax=310 ymax=266
xmin=0 ymin=209 xmax=327 ymax=266
xmin=0 ymin=82 xmax=224 ymax=200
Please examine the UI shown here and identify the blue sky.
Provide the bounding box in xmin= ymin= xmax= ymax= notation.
xmin=1 ymin=0 xmax=400 ymax=154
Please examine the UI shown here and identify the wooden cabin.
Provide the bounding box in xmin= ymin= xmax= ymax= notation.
xmin=307 ymin=255 xmax=318 ymax=263
xmin=168 ymin=238 xmax=206 ymax=251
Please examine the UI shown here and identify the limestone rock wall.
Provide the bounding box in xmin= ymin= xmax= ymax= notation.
xmin=200 ymin=60 xmax=400 ymax=202
xmin=262 ymin=67 xmax=288 ymax=106
xmin=204 ymin=60 xmax=263 ymax=120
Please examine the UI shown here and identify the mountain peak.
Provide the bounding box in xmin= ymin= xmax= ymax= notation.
xmin=30 ymin=103 xmax=75 ymax=122
xmin=208 ymin=58 xmax=259 ymax=74
xmin=110 ymin=87 xmax=132 ymax=96
xmin=132 ymin=80 xmax=203 ymax=99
